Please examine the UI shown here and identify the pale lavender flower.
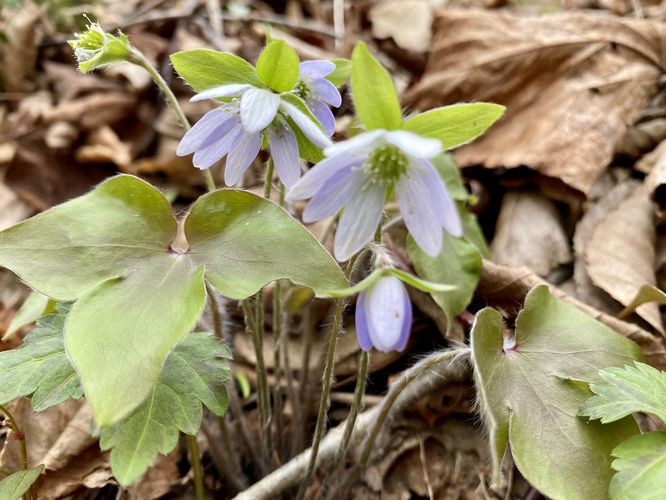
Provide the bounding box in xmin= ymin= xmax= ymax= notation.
xmin=286 ymin=129 xmax=463 ymax=261
xmin=356 ymin=275 xmax=412 ymax=352
xmin=177 ymin=83 xmax=331 ymax=188
xmin=294 ymin=61 xmax=342 ymax=136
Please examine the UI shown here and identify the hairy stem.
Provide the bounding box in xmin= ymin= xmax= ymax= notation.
xmin=128 ymin=47 xmax=216 ymax=192
xmin=0 ymin=404 xmax=31 ymax=499
xmin=186 ymin=434 xmax=205 ymax=500
xmin=201 ymin=421 xmax=246 ymax=492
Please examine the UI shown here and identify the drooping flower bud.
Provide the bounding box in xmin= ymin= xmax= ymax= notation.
xmin=68 ymin=20 xmax=130 ymax=73
xmin=355 ymin=275 xmax=412 ymax=353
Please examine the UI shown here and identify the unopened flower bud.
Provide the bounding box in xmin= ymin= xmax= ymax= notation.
xmin=68 ymin=20 xmax=130 ymax=73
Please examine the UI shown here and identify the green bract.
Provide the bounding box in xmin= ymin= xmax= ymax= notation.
xmin=472 ymin=285 xmax=643 ymax=500
xmin=327 ymin=58 xmax=351 ymax=87
xmin=402 ymin=103 xmax=506 ymax=150
xmin=0 ymin=175 xmax=345 ymax=426
xmin=3 ymin=290 xmax=54 ymax=340
xmin=68 ymin=22 xmax=130 ymax=73
xmin=351 ymin=42 xmax=402 ymax=131
xmin=0 ymin=465 xmax=44 ymax=500
xmin=101 ymin=332 xmax=231 ymax=485
xmin=0 ymin=304 xmax=81 ymax=412
xmin=170 ymin=49 xmax=264 ymax=91
xmin=256 ymin=39 xmax=300 ymax=92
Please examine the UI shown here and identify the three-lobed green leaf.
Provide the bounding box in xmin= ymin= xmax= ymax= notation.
xmin=255 ymin=39 xmax=300 ymax=92
xmin=351 ymin=42 xmax=402 ymax=131
xmin=402 ymin=103 xmax=505 ymax=150
xmin=0 ymin=304 xmax=82 ymax=412
xmin=0 ymin=175 xmax=345 ymax=426
xmin=472 ymin=285 xmax=643 ymax=500
xmin=0 ymin=465 xmax=44 ymax=500
xmin=580 ymin=362 xmax=666 ymax=424
xmin=100 ymin=332 xmax=231 ymax=485
xmin=608 ymin=432 xmax=666 ymax=500
xmin=170 ymin=49 xmax=264 ymax=92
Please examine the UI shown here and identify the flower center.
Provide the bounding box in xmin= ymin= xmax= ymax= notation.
xmin=293 ymin=81 xmax=311 ymax=101
xmin=365 ymin=145 xmax=408 ymax=184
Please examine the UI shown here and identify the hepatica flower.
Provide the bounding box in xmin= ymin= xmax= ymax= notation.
xmin=177 ymin=83 xmax=331 ymax=188
xmin=356 ymin=274 xmax=412 ymax=353
xmin=171 ymin=40 xmax=348 ymax=188
xmin=287 ymin=129 xmax=462 ymax=261
xmin=294 ymin=61 xmax=342 ymax=136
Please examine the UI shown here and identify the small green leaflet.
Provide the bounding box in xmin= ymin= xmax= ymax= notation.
xmin=101 ymin=332 xmax=231 ymax=486
xmin=608 ymin=432 xmax=666 ymax=500
xmin=280 ymin=92 xmax=326 ymax=163
xmin=3 ymin=291 xmax=54 ymax=340
xmin=580 ymin=362 xmax=666 ymax=424
xmin=472 ymin=285 xmax=642 ymax=500
xmin=170 ymin=49 xmax=264 ymax=92
xmin=255 ymin=40 xmax=300 ymax=92
xmin=0 ymin=175 xmax=345 ymax=427
xmin=351 ymin=41 xmax=402 ymax=131
xmin=0 ymin=304 xmax=82 ymax=411
xmin=402 ymin=103 xmax=505 ymax=150
xmin=327 ymin=58 xmax=351 ymax=88
xmin=0 ymin=465 xmax=44 ymax=500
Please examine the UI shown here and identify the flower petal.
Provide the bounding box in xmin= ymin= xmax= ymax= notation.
xmin=419 ymin=159 xmax=463 ymax=237
xmin=299 ymin=60 xmax=335 ymax=80
xmin=269 ymin=126 xmax=300 ymax=188
xmin=312 ymin=78 xmax=342 ymax=107
xmin=177 ymin=107 xmax=237 ymax=156
xmin=310 ymin=99 xmax=336 ymax=136
xmin=286 ymin=153 xmax=361 ymax=201
xmin=396 ymin=165 xmax=442 ymax=257
xmin=355 ymin=291 xmax=374 ymax=351
xmin=302 ymin=167 xmax=361 ymax=222
xmin=190 ymin=83 xmax=252 ymax=102
xmin=240 ymin=88 xmax=281 ymax=133
xmin=224 ymin=131 xmax=262 ymax=186
xmin=334 ymin=182 xmax=385 ymax=261
xmin=384 ymin=130 xmax=441 ymax=159
xmin=192 ymin=120 xmax=244 ymax=169
xmin=364 ymin=276 xmax=409 ymax=352
xmin=394 ymin=286 xmax=413 ymax=352
xmin=323 ymin=129 xmax=385 ymax=158
xmin=281 ymin=101 xmax=332 ymax=148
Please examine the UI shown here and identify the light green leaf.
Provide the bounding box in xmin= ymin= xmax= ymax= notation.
xmin=619 ymin=284 xmax=666 ymax=320
xmin=3 ymin=291 xmax=55 ymax=340
xmin=472 ymin=285 xmax=643 ymax=500
xmin=0 ymin=175 xmax=345 ymax=426
xmin=280 ymin=92 xmax=325 ymax=162
xmin=609 ymin=431 xmax=666 ymax=500
xmin=460 ymin=204 xmax=489 ymax=258
xmin=101 ymin=332 xmax=231 ymax=486
xmin=185 ymin=187 xmax=345 ymax=299
xmin=321 ymin=268 xmax=384 ymax=298
xmin=431 ymin=153 xmax=469 ymax=202
xmin=351 ymin=42 xmax=402 ymax=131
xmin=170 ymin=49 xmax=264 ymax=92
xmin=402 ymin=103 xmax=505 ymax=150
xmin=0 ymin=304 xmax=82 ymax=411
xmin=388 ymin=268 xmax=457 ymax=293
xmin=580 ymin=362 xmax=666 ymax=424
xmin=327 ymin=58 xmax=351 ymax=87
xmin=256 ymin=40 xmax=300 ymax=92
xmin=407 ymin=233 xmax=482 ymax=331
xmin=0 ymin=465 xmax=44 ymax=500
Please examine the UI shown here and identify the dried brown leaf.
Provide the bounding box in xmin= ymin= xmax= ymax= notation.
xmin=42 ymin=93 xmax=136 ymax=130
xmin=1 ymin=3 xmax=42 ymax=92
xmin=76 ymin=126 xmax=133 ymax=168
xmin=585 ymin=185 xmax=662 ymax=332
xmin=406 ymin=9 xmax=666 ymax=196
xmin=490 ymin=191 xmax=571 ymax=277
xmin=369 ymin=0 xmax=434 ymax=53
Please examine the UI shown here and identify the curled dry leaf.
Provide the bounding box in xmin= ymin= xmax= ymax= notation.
xmin=75 ymin=126 xmax=133 ymax=169
xmin=573 ymin=178 xmax=637 ymax=315
xmin=585 ymin=185 xmax=663 ymax=333
xmin=478 ymin=260 xmax=666 ymax=369
xmin=490 ymin=191 xmax=571 ymax=277
xmin=0 ymin=180 xmax=33 ymax=232
xmin=369 ymin=0 xmax=435 ymax=53
xmin=405 ymin=9 xmax=666 ymax=197
xmin=42 ymin=93 xmax=136 ymax=131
